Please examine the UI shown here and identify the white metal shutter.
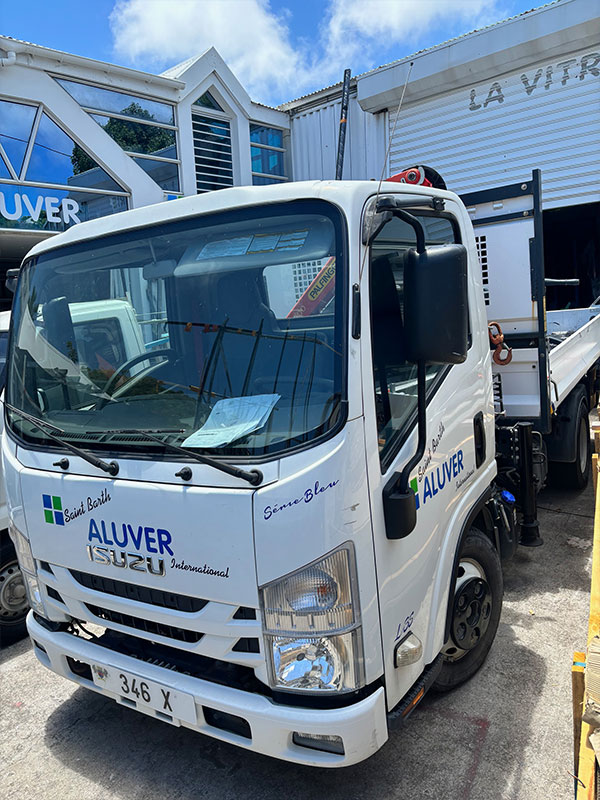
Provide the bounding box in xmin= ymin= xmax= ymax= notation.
xmin=192 ymin=113 xmax=234 ymax=193
xmin=290 ymin=96 xmax=388 ymax=181
xmin=388 ymin=46 xmax=600 ymax=209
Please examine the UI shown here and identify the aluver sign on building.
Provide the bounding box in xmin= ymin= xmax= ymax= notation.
xmin=0 ymin=38 xmax=290 ymax=308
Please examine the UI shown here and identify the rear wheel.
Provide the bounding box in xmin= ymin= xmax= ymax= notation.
xmin=0 ymin=538 xmax=29 ymax=647
xmin=433 ymin=529 xmax=503 ymax=692
xmin=552 ymin=391 xmax=591 ymax=490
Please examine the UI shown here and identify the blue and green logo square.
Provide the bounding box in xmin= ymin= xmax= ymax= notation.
xmin=410 ymin=478 xmax=420 ymax=510
xmin=43 ymin=494 xmax=64 ymax=526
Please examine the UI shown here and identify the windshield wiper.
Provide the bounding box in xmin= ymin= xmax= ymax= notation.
xmin=111 ymin=428 xmax=263 ymax=487
xmin=5 ymin=404 xmax=119 ymax=477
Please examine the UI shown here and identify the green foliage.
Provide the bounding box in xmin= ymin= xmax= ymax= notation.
xmin=71 ymin=103 xmax=173 ymax=175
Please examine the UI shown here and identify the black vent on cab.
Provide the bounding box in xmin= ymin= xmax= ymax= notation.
xmin=71 ymin=570 xmax=208 ymax=613
xmin=47 ymin=587 xmax=64 ymax=604
xmin=232 ymin=606 xmax=256 ymax=620
xmin=203 ymin=706 xmax=251 ymax=739
xmin=85 ymin=604 xmax=203 ymax=643
xmin=232 ymin=638 xmax=260 ymax=653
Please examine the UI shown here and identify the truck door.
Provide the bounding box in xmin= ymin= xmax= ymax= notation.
xmin=361 ymin=200 xmax=494 ymax=711
xmin=460 ymin=170 xmax=551 ymax=432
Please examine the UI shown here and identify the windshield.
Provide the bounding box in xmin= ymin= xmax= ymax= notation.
xmin=7 ymin=200 xmax=346 ymax=458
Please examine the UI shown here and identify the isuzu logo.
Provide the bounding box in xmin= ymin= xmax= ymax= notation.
xmin=87 ymin=545 xmax=166 ymax=576
xmin=86 ymin=517 xmax=174 ymax=577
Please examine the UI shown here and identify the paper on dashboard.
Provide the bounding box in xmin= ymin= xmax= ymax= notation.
xmin=182 ymin=394 xmax=280 ymax=448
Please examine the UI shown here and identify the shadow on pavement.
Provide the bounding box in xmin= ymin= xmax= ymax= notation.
xmin=0 ymin=634 xmax=32 ymax=666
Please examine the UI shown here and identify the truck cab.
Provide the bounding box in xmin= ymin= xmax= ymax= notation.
xmin=0 ymin=179 xmax=580 ymax=765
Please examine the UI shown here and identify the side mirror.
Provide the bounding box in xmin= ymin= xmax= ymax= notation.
xmin=404 ymin=244 xmax=468 ymax=365
xmin=5 ymin=268 xmax=19 ymax=295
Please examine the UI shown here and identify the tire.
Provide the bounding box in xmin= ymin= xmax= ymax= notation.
xmin=552 ymin=391 xmax=590 ymax=490
xmin=0 ymin=537 xmax=29 ymax=647
xmin=433 ymin=528 xmax=503 ymax=692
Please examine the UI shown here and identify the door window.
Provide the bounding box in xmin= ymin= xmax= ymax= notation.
xmin=369 ymin=212 xmax=458 ymax=462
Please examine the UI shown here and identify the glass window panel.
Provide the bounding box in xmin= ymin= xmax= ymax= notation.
xmin=370 ymin=214 xmax=457 ymax=460
xmin=250 ymin=124 xmax=283 ymax=148
xmin=251 ymin=146 xmax=285 ymax=177
xmin=26 ymin=113 xmax=125 ymax=193
xmin=133 ymin=157 xmax=179 ymax=191
xmin=252 ymin=175 xmax=283 ymax=186
xmin=55 ymin=78 xmax=174 ymax=125
xmin=7 ymin=200 xmax=345 ymax=458
xmin=0 ymin=99 xmax=37 ymax=176
xmin=0 ymin=183 xmax=128 ymax=232
xmin=194 ymin=91 xmax=224 ymax=111
xmin=193 ymin=115 xmax=230 ymax=136
xmin=90 ymin=114 xmax=177 ymax=158
xmin=0 ymin=155 xmax=10 ymax=179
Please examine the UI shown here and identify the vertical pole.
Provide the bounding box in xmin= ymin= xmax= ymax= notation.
xmin=335 ymin=69 xmax=351 ymax=180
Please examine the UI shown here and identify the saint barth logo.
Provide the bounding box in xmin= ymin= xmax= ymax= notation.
xmin=409 ymin=478 xmax=420 ymax=510
xmin=43 ymin=494 xmax=65 ymax=526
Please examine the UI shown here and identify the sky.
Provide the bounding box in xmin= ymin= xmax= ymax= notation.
xmin=2 ymin=0 xmax=553 ymax=105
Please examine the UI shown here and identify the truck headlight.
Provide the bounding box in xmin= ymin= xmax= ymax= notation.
xmin=259 ymin=544 xmax=364 ymax=693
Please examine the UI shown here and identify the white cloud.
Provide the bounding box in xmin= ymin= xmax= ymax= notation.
xmin=110 ymin=0 xmax=504 ymax=105
xmin=325 ymin=0 xmax=501 ymax=58
xmin=110 ymin=0 xmax=311 ymax=102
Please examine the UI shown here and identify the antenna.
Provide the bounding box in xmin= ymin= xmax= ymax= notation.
xmin=377 ymin=60 xmax=414 ymax=192
xmin=360 ymin=59 xmax=414 ymax=280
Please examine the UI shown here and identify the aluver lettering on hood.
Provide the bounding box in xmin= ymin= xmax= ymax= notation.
xmin=86 ymin=518 xmax=174 ymax=577
xmin=85 ymin=518 xmax=231 ymax=579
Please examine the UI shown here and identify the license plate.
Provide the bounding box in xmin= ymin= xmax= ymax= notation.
xmin=91 ymin=663 xmax=197 ymax=725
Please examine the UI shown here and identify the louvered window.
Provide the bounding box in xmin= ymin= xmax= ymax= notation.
xmin=192 ymin=113 xmax=234 ymax=193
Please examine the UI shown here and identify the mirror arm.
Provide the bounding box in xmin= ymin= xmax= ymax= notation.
xmin=390 ymin=209 xmax=426 ymax=254
xmin=398 ymin=360 xmax=427 ymax=493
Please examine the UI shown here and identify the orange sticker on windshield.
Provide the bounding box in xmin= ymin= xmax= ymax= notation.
xmin=287 ymin=258 xmax=335 ymax=318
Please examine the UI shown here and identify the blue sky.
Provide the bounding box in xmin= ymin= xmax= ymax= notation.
xmin=3 ymin=0 xmax=551 ymax=105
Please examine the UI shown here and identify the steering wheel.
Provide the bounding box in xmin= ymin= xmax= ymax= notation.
xmin=100 ymin=349 xmax=176 ymax=403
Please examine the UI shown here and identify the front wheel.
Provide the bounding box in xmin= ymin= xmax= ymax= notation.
xmin=433 ymin=529 xmax=503 ymax=692
xmin=0 ymin=538 xmax=29 ymax=647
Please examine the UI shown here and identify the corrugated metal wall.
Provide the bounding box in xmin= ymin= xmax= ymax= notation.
xmin=388 ymin=46 xmax=600 ymax=209
xmin=290 ymin=94 xmax=388 ymax=182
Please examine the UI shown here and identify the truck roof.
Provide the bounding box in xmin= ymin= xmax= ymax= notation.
xmin=25 ymin=180 xmax=458 ymax=261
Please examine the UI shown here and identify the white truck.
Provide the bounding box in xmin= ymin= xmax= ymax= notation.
xmin=0 ymin=300 xmax=146 ymax=643
xmin=2 ymin=172 xmax=599 ymax=765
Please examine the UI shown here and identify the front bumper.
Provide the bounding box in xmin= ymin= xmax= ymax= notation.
xmin=27 ymin=612 xmax=388 ymax=767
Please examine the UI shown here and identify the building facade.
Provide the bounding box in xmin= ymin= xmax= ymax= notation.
xmin=1 ymin=0 xmax=598 ymax=309
xmin=0 ymin=40 xmax=290 ymax=308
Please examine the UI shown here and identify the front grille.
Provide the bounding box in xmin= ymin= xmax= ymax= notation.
xmin=94 ymin=628 xmax=263 ymax=694
xmin=71 ymin=570 xmax=208 ymax=613
xmin=85 ymin=604 xmax=203 ymax=643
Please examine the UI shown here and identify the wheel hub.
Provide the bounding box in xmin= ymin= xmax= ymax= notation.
xmin=0 ymin=562 xmax=28 ymax=619
xmin=450 ymin=577 xmax=492 ymax=652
